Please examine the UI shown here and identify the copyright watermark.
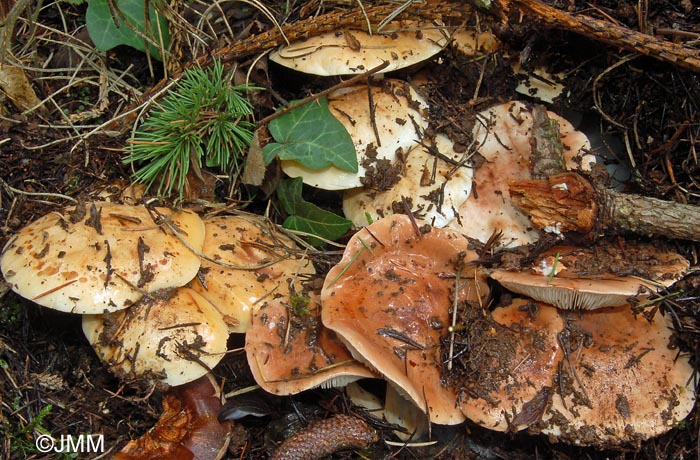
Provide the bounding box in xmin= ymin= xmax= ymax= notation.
xmin=35 ymin=434 xmax=105 ymax=454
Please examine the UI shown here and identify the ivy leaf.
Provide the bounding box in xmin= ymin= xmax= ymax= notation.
xmin=86 ymin=0 xmax=170 ymax=60
xmin=263 ymin=97 xmax=358 ymax=173
xmin=278 ymin=177 xmax=352 ymax=246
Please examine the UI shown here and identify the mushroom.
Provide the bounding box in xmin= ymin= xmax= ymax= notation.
xmin=245 ymin=293 xmax=376 ymax=395
xmin=188 ymin=214 xmax=316 ymax=333
xmin=538 ymin=305 xmax=696 ymax=447
xmin=343 ymin=133 xmax=474 ymax=228
xmin=450 ymin=29 xmax=500 ymax=56
xmin=280 ymin=79 xmax=429 ymax=190
xmin=1 ymin=201 xmax=205 ymax=314
xmin=453 ymin=299 xmax=564 ymax=432
xmin=447 ymin=101 xmax=595 ymax=246
xmin=321 ymin=214 xmax=490 ymax=425
xmin=269 ymin=21 xmax=448 ymax=76
xmin=82 ymin=287 xmax=228 ymax=387
xmin=490 ymin=242 xmax=689 ymax=310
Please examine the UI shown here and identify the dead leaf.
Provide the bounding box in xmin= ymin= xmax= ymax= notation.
xmin=241 ymin=130 xmax=266 ymax=186
xmin=0 ymin=65 xmax=43 ymax=113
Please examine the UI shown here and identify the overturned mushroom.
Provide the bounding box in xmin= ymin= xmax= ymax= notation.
xmin=269 ymin=21 xmax=449 ymax=76
xmin=245 ymin=293 xmax=376 ymax=395
xmin=188 ymin=214 xmax=315 ymax=333
xmin=490 ymin=242 xmax=689 ymax=310
xmin=280 ymin=79 xmax=429 ymax=190
xmin=322 ymin=214 xmax=490 ymax=425
xmin=447 ymin=101 xmax=594 ymax=246
xmin=1 ymin=201 xmax=204 ymax=314
xmin=343 ymin=134 xmax=473 ymax=228
xmin=83 ymin=287 xmax=228 ymax=387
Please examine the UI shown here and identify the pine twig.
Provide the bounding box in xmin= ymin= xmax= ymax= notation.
xmin=498 ymin=0 xmax=700 ymax=73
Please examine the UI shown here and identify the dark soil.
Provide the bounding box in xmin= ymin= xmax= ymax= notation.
xmin=1 ymin=1 xmax=700 ymax=459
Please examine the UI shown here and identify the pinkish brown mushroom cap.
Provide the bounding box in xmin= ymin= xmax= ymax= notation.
xmin=538 ymin=305 xmax=696 ymax=447
xmin=490 ymin=243 xmax=689 ymax=310
xmin=1 ymin=202 xmax=205 ymax=314
xmin=321 ymin=214 xmax=490 ymax=425
xmin=447 ymin=101 xmax=594 ymax=246
xmin=246 ymin=294 xmax=376 ymax=395
xmin=456 ymin=299 xmax=564 ymax=431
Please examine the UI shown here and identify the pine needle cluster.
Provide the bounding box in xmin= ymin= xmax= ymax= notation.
xmin=125 ymin=59 xmax=258 ymax=199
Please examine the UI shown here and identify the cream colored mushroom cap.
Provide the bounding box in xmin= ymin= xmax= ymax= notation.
xmin=245 ymin=294 xmax=376 ymax=395
xmin=269 ymin=22 xmax=448 ymax=76
xmin=343 ymin=134 xmax=473 ymax=228
xmin=281 ymin=80 xmax=428 ymax=190
xmin=458 ymin=299 xmax=563 ymax=431
xmin=538 ymin=305 xmax=696 ymax=447
xmin=321 ymin=214 xmax=490 ymax=425
xmin=447 ymin=101 xmax=594 ymax=246
xmin=1 ymin=202 xmax=205 ymax=314
xmin=188 ymin=214 xmax=315 ymax=333
xmin=490 ymin=244 xmax=689 ymax=310
xmin=451 ymin=29 xmax=500 ymax=56
xmin=82 ymin=287 xmax=228 ymax=387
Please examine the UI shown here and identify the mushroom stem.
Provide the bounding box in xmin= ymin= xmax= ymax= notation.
xmin=271 ymin=414 xmax=378 ymax=460
xmin=509 ymin=172 xmax=700 ymax=241
xmin=495 ymin=0 xmax=700 ymax=72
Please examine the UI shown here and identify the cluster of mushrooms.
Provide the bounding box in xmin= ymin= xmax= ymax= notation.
xmin=1 ymin=19 xmax=697 ymax=458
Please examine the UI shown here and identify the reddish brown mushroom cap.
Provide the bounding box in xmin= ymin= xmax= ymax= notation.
xmin=538 ymin=305 xmax=696 ymax=447
xmin=246 ymin=294 xmax=376 ymax=395
xmin=457 ymin=299 xmax=564 ymax=431
xmin=1 ymin=202 xmax=205 ymax=314
xmin=321 ymin=214 xmax=490 ymax=425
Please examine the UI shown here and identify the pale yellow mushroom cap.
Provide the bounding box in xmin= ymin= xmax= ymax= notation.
xmin=280 ymin=79 xmax=429 ymax=190
xmin=447 ymin=101 xmax=594 ymax=246
xmin=188 ymin=214 xmax=316 ymax=333
xmin=1 ymin=202 xmax=205 ymax=314
xmin=269 ymin=22 xmax=448 ymax=76
xmin=343 ymin=134 xmax=473 ymax=228
xmin=82 ymin=287 xmax=228 ymax=387
xmin=321 ymin=214 xmax=490 ymax=425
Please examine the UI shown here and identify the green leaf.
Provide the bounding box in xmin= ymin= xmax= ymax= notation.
xmin=86 ymin=0 xmax=170 ymax=60
xmin=278 ymin=177 xmax=352 ymax=246
xmin=263 ymin=97 xmax=358 ymax=172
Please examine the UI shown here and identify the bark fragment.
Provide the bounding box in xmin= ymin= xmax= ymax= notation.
xmin=509 ymin=172 xmax=700 ymax=242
